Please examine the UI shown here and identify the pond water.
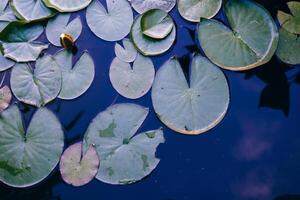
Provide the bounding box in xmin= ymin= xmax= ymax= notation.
xmin=1 ymin=0 xmax=300 ymax=200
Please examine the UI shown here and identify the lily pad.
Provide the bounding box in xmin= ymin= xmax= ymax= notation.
xmin=0 ymin=0 xmax=16 ymax=32
xmin=60 ymin=142 xmax=99 ymax=187
xmin=178 ymin=0 xmax=222 ymax=22
xmin=0 ymin=23 xmax=48 ymax=62
xmin=46 ymin=14 xmax=82 ymax=47
xmin=43 ymin=0 xmax=92 ymax=12
xmin=83 ymin=103 xmax=165 ymax=185
xmin=276 ymin=28 xmax=300 ymax=65
xmin=131 ymin=14 xmax=176 ymax=56
xmin=109 ymin=53 xmax=155 ymax=99
xmin=114 ymin=38 xmax=137 ymax=63
xmin=11 ymin=0 xmax=54 ymax=22
xmin=129 ymin=0 xmax=176 ymax=14
xmin=0 ymin=51 xmax=15 ymax=71
xmin=0 ymin=105 xmax=64 ymax=188
xmin=197 ymin=0 xmax=278 ymax=71
xmin=277 ymin=1 xmax=300 ymax=34
xmin=10 ymin=55 xmax=62 ymax=107
xmin=54 ymin=50 xmax=95 ymax=100
xmin=0 ymin=86 xmax=11 ymax=112
xmin=86 ymin=0 xmax=133 ymax=42
xmin=141 ymin=9 xmax=174 ymax=39
xmin=151 ymin=54 xmax=229 ymax=135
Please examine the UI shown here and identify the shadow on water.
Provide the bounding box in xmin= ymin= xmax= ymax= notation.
xmin=274 ymin=194 xmax=300 ymax=200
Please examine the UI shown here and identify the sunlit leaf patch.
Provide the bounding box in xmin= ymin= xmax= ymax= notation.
xmin=43 ymin=0 xmax=92 ymax=12
xmin=129 ymin=0 xmax=176 ymax=14
xmin=277 ymin=1 xmax=300 ymax=35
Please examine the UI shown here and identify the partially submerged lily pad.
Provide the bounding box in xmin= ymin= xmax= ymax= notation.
xmin=0 ymin=105 xmax=64 ymax=188
xmin=277 ymin=1 xmax=300 ymax=34
xmin=129 ymin=0 xmax=176 ymax=14
xmin=197 ymin=0 xmax=278 ymax=71
xmin=151 ymin=54 xmax=229 ymax=135
xmin=46 ymin=14 xmax=82 ymax=47
xmin=0 ymin=0 xmax=16 ymax=32
xmin=86 ymin=0 xmax=133 ymax=42
xmin=109 ymin=53 xmax=155 ymax=99
xmin=114 ymin=38 xmax=137 ymax=63
xmin=43 ymin=0 xmax=92 ymax=12
xmin=10 ymin=55 xmax=62 ymax=107
xmin=83 ymin=103 xmax=164 ymax=185
xmin=141 ymin=9 xmax=174 ymax=39
xmin=178 ymin=0 xmax=222 ymax=22
xmin=0 ymin=86 xmax=11 ymax=112
xmin=60 ymin=142 xmax=99 ymax=187
xmin=54 ymin=50 xmax=95 ymax=100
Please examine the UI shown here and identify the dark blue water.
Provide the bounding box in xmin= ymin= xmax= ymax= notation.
xmin=1 ymin=0 xmax=300 ymax=199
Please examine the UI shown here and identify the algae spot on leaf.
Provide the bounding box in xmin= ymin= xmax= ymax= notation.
xmin=99 ymin=121 xmax=117 ymax=138
xmin=141 ymin=155 xmax=149 ymax=171
xmin=0 ymin=160 xmax=25 ymax=176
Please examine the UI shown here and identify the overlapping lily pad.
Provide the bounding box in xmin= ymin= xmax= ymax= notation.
xmin=0 ymin=86 xmax=11 ymax=112
xmin=0 ymin=51 xmax=15 ymax=71
xmin=0 ymin=105 xmax=64 ymax=188
xmin=10 ymin=55 xmax=62 ymax=107
xmin=0 ymin=0 xmax=16 ymax=32
xmin=178 ymin=0 xmax=222 ymax=22
xmin=83 ymin=103 xmax=164 ymax=185
xmin=46 ymin=14 xmax=82 ymax=47
xmin=54 ymin=50 xmax=95 ymax=100
xmin=197 ymin=0 xmax=278 ymax=71
xmin=129 ymin=0 xmax=176 ymax=14
xmin=114 ymin=38 xmax=137 ymax=63
xmin=86 ymin=0 xmax=133 ymax=42
xmin=152 ymin=54 xmax=229 ymax=135
xmin=60 ymin=142 xmax=99 ymax=187
xmin=109 ymin=53 xmax=155 ymax=99
xmin=43 ymin=0 xmax=92 ymax=12
xmin=277 ymin=1 xmax=300 ymax=34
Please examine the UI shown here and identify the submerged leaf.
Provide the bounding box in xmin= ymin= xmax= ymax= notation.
xmin=114 ymin=38 xmax=137 ymax=63
xmin=129 ymin=0 xmax=176 ymax=14
xmin=0 ymin=86 xmax=11 ymax=112
xmin=277 ymin=1 xmax=300 ymax=34
xmin=43 ymin=0 xmax=92 ymax=12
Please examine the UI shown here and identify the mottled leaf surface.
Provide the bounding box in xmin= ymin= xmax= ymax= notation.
xmin=130 ymin=0 xmax=176 ymax=14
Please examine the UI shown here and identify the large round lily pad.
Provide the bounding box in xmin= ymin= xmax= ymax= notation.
xmin=60 ymin=142 xmax=99 ymax=187
xmin=114 ymin=38 xmax=137 ymax=63
xmin=86 ymin=0 xmax=133 ymax=42
xmin=129 ymin=0 xmax=176 ymax=14
xmin=46 ymin=14 xmax=82 ymax=47
xmin=43 ymin=0 xmax=92 ymax=12
xmin=83 ymin=103 xmax=165 ymax=185
xmin=109 ymin=53 xmax=155 ymax=99
xmin=0 ymin=105 xmax=64 ymax=188
xmin=131 ymin=14 xmax=176 ymax=56
xmin=178 ymin=0 xmax=222 ymax=22
xmin=277 ymin=1 xmax=300 ymax=35
xmin=152 ymin=54 xmax=230 ymax=135
xmin=0 ymin=0 xmax=16 ymax=32
xmin=54 ymin=50 xmax=95 ymax=100
xmin=197 ymin=0 xmax=278 ymax=71
xmin=0 ymin=86 xmax=11 ymax=112
xmin=10 ymin=55 xmax=62 ymax=107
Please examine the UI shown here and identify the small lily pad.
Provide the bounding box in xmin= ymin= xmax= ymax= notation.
xmin=86 ymin=0 xmax=133 ymax=42
xmin=60 ymin=142 xmax=99 ymax=187
xmin=54 ymin=50 xmax=95 ymax=100
xmin=0 ymin=0 xmax=16 ymax=32
xmin=0 ymin=86 xmax=11 ymax=112
xmin=152 ymin=54 xmax=229 ymax=135
xmin=10 ymin=55 xmax=62 ymax=107
xmin=131 ymin=14 xmax=176 ymax=56
xmin=0 ymin=51 xmax=15 ymax=71
xmin=83 ymin=103 xmax=165 ymax=185
xmin=46 ymin=14 xmax=82 ymax=47
xmin=43 ymin=0 xmax=92 ymax=12
xmin=277 ymin=1 xmax=300 ymax=34
xmin=0 ymin=105 xmax=64 ymax=188
xmin=129 ymin=0 xmax=176 ymax=14
xmin=109 ymin=53 xmax=155 ymax=99
xmin=178 ymin=0 xmax=222 ymax=22
xmin=114 ymin=38 xmax=137 ymax=63
xmin=141 ymin=9 xmax=174 ymax=39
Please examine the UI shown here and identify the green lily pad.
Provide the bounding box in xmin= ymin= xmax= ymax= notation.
xmin=178 ymin=0 xmax=222 ymax=22
xmin=86 ymin=0 xmax=133 ymax=42
xmin=0 ymin=23 xmax=48 ymax=62
xmin=131 ymin=14 xmax=176 ymax=56
xmin=109 ymin=53 xmax=155 ymax=99
xmin=0 ymin=0 xmax=16 ymax=32
xmin=0 ymin=51 xmax=15 ymax=71
xmin=114 ymin=38 xmax=138 ymax=63
xmin=151 ymin=54 xmax=229 ymax=135
xmin=276 ymin=28 xmax=300 ymax=65
xmin=54 ymin=50 xmax=95 ymax=100
xmin=0 ymin=105 xmax=64 ymax=188
xmin=277 ymin=1 xmax=300 ymax=35
xmin=141 ymin=9 xmax=174 ymax=39
xmin=83 ymin=103 xmax=165 ymax=185
xmin=43 ymin=0 xmax=92 ymax=12
xmin=11 ymin=0 xmax=54 ymax=22
xmin=60 ymin=142 xmax=99 ymax=187
xmin=197 ymin=0 xmax=278 ymax=71
xmin=129 ymin=0 xmax=176 ymax=14
xmin=10 ymin=55 xmax=62 ymax=107
xmin=46 ymin=14 xmax=82 ymax=47
xmin=0 ymin=86 xmax=11 ymax=112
